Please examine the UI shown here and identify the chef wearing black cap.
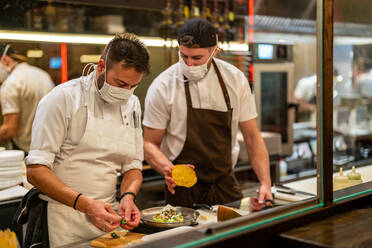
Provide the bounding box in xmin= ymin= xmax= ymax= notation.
xmin=143 ymin=18 xmax=272 ymax=207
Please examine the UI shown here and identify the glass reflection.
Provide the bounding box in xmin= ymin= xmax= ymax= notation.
xmin=332 ymin=0 xmax=372 ymax=194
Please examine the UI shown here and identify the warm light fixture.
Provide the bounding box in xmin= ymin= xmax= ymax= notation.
xmin=26 ymin=49 xmax=43 ymax=58
xmin=80 ymin=54 xmax=101 ymax=63
xmin=0 ymin=30 xmax=249 ymax=51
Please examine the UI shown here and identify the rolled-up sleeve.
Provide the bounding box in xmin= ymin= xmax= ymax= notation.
xmin=25 ymin=87 xmax=68 ymax=169
xmin=122 ymin=98 xmax=143 ymax=173
xmin=1 ymin=79 xmax=21 ymax=114
xmin=239 ymin=72 xmax=258 ymax=122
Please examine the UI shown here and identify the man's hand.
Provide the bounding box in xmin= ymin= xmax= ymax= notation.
xmin=118 ymin=196 xmax=141 ymax=230
xmin=257 ymin=183 xmax=273 ymax=204
xmin=164 ymin=163 xmax=176 ymax=194
xmin=85 ymin=199 xmax=122 ymax=232
xmin=165 ymin=164 xmax=195 ymax=194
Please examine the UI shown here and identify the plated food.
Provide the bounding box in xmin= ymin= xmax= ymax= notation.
xmin=172 ymin=164 xmax=197 ymax=188
xmin=141 ymin=206 xmax=199 ymax=228
xmin=152 ymin=204 xmax=184 ymax=223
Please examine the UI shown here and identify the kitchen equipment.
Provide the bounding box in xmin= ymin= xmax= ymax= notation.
xmin=90 ymin=230 xmax=145 ymax=248
xmin=272 ymin=184 xmax=316 ymax=202
xmin=274 ymin=183 xmax=296 ymax=195
xmin=192 ymin=203 xmax=213 ymax=210
xmin=141 ymin=206 xmax=199 ymax=229
xmin=253 ymin=60 xmax=295 ymax=156
xmin=250 ymin=198 xmax=283 ymax=211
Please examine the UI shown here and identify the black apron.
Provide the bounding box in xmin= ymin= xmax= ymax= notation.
xmin=165 ymin=60 xmax=243 ymax=207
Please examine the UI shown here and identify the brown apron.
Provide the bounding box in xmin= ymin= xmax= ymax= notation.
xmin=165 ymin=60 xmax=243 ymax=207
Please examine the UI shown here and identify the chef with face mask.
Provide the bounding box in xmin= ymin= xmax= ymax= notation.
xmin=25 ymin=33 xmax=150 ymax=247
xmin=143 ymin=18 xmax=272 ymax=207
xmin=0 ymin=44 xmax=54 ymax=154
xmin=0 ymin=45 xmax=11 ymax=83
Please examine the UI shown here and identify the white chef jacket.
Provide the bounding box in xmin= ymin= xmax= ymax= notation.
xmin=25 ymin=72 xmax=143 ymax=173
xmin=357 ymin=70 xmax=372 ymax=97
xmin=1 ymin=62 xmax=54 ymax=152
xmin=294 ymin=74 xmax=317 ymax=102
xmin=143 ymin=58 xmax=257 ymax=166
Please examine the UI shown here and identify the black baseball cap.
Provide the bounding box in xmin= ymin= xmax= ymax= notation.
xmin=177 ymin=18 xmax=217 ymax=48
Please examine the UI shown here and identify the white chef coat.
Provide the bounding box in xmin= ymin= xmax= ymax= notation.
xmin=25 ymin=72 xmax=143 ymax=173
xmin=294 ymin=74 xmax=317 ymax=102
xmin=357 ymin=70 xmax=372 ymax=97
xmin=143 ymin=58 xmax=257 ymax=166
xmin=1 ymin=62 xmax=54 ymax=152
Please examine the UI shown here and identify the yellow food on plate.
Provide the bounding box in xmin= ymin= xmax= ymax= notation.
xmin=172 ymin=164 xmax=197 ymax=188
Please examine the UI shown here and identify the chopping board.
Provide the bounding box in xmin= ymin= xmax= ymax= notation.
xmin=90 ymin=230 xmax=146 ymax=248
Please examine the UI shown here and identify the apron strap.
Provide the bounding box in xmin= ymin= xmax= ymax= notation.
xmin=212 ymin=59 xmax=232 ymax=110
xmin=184 ymin=77 xmax=193 ymax=108
xmin=183 ymin=60 xmax=232 ymax=110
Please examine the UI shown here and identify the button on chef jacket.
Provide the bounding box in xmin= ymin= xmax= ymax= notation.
xmin=25 ymin=72 xmax=143 ymax=172
xmin=143 ymin=58 xmax=257 ymax=167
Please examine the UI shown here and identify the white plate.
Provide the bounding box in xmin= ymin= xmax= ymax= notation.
xmin=0 ymin=150 xmax=24 ymax=162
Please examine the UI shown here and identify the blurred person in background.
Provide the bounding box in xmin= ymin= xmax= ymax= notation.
xmin=0 ymin=44 xmax=54 ymax=154
xmin=294 ymin=69 xmax=344 ymax=123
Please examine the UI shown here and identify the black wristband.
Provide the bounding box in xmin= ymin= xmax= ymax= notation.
xmin=118 ymin=192 xmax=136 ymax=202
xmin=73 ymin=193 xmax=82 ymax=210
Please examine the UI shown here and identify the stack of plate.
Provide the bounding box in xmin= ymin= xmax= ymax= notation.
xmin=0 ymin=150 xmax=25 ymax=190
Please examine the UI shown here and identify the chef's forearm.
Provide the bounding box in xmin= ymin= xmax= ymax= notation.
xmin=120 ymin=169 xmax=143 ymax=196
xmin=0 ymin=124 xmax=17 ymax=142
xmin=144 ymin=141 xmax=173 ymax=175
xmin=245 ymin=135 xmax=271 ymax=186
xmin=26 ymin=164 xmax=92 ymax=213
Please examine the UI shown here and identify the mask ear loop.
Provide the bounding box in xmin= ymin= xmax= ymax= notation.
xmin=82 ymin=63 xmax=94 ymax=77
xmin=104 ymin=45 xmax=110 ymax=84
xmin=81 ymin=63 xmax=96 ymax=107
xmin=96 ymin=45 xmax=111 ymax=95
xmin=1 ymin=44 xmax=11 ymax=64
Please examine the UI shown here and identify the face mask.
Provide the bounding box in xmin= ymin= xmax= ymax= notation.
xmin=95 ymin=45 xmax=137 ymax=104
xmin=0 ymin=44 xmax=11 ymax=84
xmin=179 ymin=46 xmax=217 ymax=82
xmin=98 ymin=78 xmax=136 ymax=104
xmin=0 ymin=63 xmax=10 ymax=84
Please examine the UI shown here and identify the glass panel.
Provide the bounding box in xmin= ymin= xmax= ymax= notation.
xmin=333 ymin=0 xmax=372 ymax=197
xmin=233 ymin=2 xmax=319 ymax=208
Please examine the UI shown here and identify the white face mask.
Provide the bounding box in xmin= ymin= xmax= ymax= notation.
xmin=179 ymin=46 xmax=217 ymax=82
xmin=0 ymin=63 xmax=10 ymax=84
xmin=95 ymin=46 xmax=137 ymax=104
xmin=96 ymin=45 xmax=137 ymax=104
xmin=0 ymin=44 xmax=11 ymax=84
xmin=98 ymin=80 xmax=136 ymax=104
